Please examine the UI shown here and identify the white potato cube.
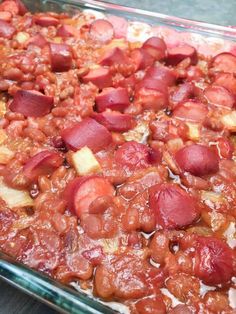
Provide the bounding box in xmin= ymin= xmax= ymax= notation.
xmin=186 ymin=122 xmax=200 ymax=141
xmin=72 ymin=146 xmax=101 ymax=175
xmin=221 ymin=111 xmax=236 ymax=131
xmin=0 ymin=178 xmax=33 ymax=208
xmin=0 ymin=146 xmax=14 ymax=164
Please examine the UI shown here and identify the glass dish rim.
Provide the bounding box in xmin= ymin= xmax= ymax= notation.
xmin=0 ymin=1 xmax=236 ymax=314
xmin=57 ymin=0 xmax=236 ymax=39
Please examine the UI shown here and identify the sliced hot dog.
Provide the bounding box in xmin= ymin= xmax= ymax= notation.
xmin=142 ymin=36 xmax=167 ymax=60
xmin=57 ymin=24 xmax=77 ymax=38
xmin=0 ymin=11 xmax=12 ymax=22
xmin=95 ymin=87 xmax=130 ymax=112
xmin=213 ymin=72 xmax=236 ymax=95
xmin=0 ymin=0 xmax=19 ymax=15
xmin=131 ymin=47 xmax=155 ymax=71
xmin=166 ymin=44 xmax=198 ymax=66
xmin=173 ymin=100 xmax=208 ymax=123
xmin=27 ymin=33 xmax=47 ymax=48
xmin=145 ymin=65 xmax=176 ymax=86
xmin=107 ymin=15 xmax=128 ymax=38
xmin=149 ymin=183 xmax=199 ymax=229
xmin=99 ymin=47 xmax=128 ymax=66
xmin=35 ymin=16 xmax=59 ymax=27
xmin=1 ymin=0 xmax=28 ymax=16
xmin=61 ymin=117 xmax=112 ymax=153
xmin=194 ymin=236 xmax=234 ymax=285
xmin=23 ymin=150 xmax=63 ymax=181
xmin=170 ymin=82 xmax=194 ymax=106
xmin=135 ymin=79 xmax=168 ymax=110
xmin=115 ymin=141 xmax=152 ymax=172
xmin=92 ymin=111 xmax=135 ymax=132
xmin=10 ymin=90 xmax=54 ymax=117
xmin=49 ymin=43 xmax=72 ymax=72
xmin=204 ymin=85 xmax=235 ymax=108
xmin=211 ymin=52 xmax=236 ymax=74
xmin=82 ymin=68 xmax=112 ymax=89
xmin=136 ymin=78 xmax=168 ymax=93
xmin=175 ymin=144 xmax=219 ymax=176
xmin=13 ymin=0 xmax=27 ymax=15
xmin=64 ymin=175 xmax=115 ymax=217
xmin=89 ymin=19 xmax=114 ymax=43
xmin=0 ymin=20 xmax=15 ymax=39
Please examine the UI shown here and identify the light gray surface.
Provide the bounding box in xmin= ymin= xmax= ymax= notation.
xmin=105 ymin=0 xmax=235 ymax=26
xmin=1 ymin=0 xmax=236 ymax=313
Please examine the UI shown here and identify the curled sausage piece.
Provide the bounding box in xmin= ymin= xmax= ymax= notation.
xmin=23 ymin=150 xmax=63 ymax=182
xmin=64 ymin=175 xmax=114 ymax=217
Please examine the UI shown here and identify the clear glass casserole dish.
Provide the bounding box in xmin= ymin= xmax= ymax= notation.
xmin=0 ymin=1 xmax=236 ymax=313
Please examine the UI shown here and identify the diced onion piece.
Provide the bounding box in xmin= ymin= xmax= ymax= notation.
xmin=0 ymin=129 xmax=7 ymax=144
xmin=167 ymin=138 xmax=184 ymax=152
xmin=186 ymin=122 xmax=200 ymax=141
xmin=0 ymin=177 xmax=33 ymax=208
xmin=101 ymin=238 xmax=119 ymax=254
xmin=221 ymin=111 xmax=236 ymax=131
xmin=104 ymin=39 xmax=128 ymax=51
xmin=163 ymin=151 xmax=180 ymax=174
xmin=123 ymin=121 xmax=149 ymax=143
xmin=229 ymin=287 xmax=236 ymax=309
xmin=15 ymin=31 xmax=29 ymax=44
xmin=127 ymin=22 xmax=153 ymax=43
xmin=201 ymin=191 xmax=225 ymax=211
xmin=202 ymin=210 xmax=226 ymax=232
xmin=223 ymin=222 xmax=236 ymax=249
xmin=52 ymin=36 xmax=62 ymax=43
xmin=0 ymin=146 xmax=14 ymax=164
xmin=71 ymin=146 xmax=101 ymax=176
xmin=0 ymin=100 xmax=6 ymax=117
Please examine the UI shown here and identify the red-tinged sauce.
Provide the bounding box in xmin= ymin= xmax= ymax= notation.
xmin=0 ymin=2 xmax=235 ymax=313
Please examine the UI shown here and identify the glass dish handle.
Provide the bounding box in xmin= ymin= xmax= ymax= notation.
xmin=0 ymin=252 xmax=115 ymax=314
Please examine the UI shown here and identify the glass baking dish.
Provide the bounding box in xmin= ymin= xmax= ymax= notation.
xmin=0 ymin=1 xmax=236 ymax=313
